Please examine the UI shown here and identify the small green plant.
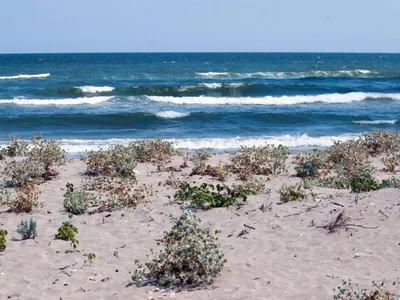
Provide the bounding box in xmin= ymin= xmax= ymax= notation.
xmin=333 ymin=278 xmax=400 ymax=299
xmin=279 ymin=182 xmax=306 ymax=203
xmin=87 ymin=253 xmax=96 ymax=266
xmin=55 ymin=222 xmax=79 ymax=249
xmin=174 ymin=182 xmax=254 ymax=210
xmin=63 ymin=183 xmax=97 ymax=215
xmin=132 ymin=210 xmax=226 ymax=288
xmin=0 ymin=229 xmax=7 ymax=252
xmin=0 ymin=186 xmax=11 ymax=205
xmin=17 ymin=218 xmax=37 ymax=240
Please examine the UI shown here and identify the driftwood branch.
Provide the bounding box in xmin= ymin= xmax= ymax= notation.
xmin=317 ymin=210 xmax=379 ymax=234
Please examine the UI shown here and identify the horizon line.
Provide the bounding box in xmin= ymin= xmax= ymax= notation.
xmin=1 ymin=51 xmax=400 ymax=55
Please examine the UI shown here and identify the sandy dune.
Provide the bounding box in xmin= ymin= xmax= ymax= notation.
xmin=0 ymin=155 xmax=399 ymax=300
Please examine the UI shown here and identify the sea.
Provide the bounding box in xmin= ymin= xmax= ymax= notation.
xmin=0 ymin=53 xmax=399 ymax=155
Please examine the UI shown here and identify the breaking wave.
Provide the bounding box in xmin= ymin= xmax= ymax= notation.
xmin=0 ymin=96 xmax=113 ymax=106
xmin=0 ymin=73 xmax=50 ymax=80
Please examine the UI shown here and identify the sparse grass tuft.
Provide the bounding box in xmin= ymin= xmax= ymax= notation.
xmin=279 ymin=182 xmax=306 ymax=203
xmin=17 ymin=218 xmax=37 ymax=240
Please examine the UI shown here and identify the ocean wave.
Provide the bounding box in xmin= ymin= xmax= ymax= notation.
xmin=194 ymin=70 xmax=378 ymax=79
xmin=155 ymin=111 xmax=190 ymax=119
xmin=0 ymin=96 xmax=113 ymax=106
xmin=78 ymin=86 xmax=115 ymax=93
xmin=7 ymin=134 xmax=356 ymax=154
xmin=146 ymin=92 xmax=400 ymax=105
xmin=352 ymin=120 xmax=398 ymax=125
xmin=196 ymin=72 xmax=230 ymax=77
xmin=0 ymin=73 xmax=50 ymax=80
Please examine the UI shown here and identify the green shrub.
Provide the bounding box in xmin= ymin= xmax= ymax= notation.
xmin=174 ymin=182 xmax=254 ymax=210
xmin=227 ymin=144 xmax=288 ymax=180
xmin=0 ymin=229 xmax=7 ymax=252
xmin=55 ymin=222 xmax=79 ymax=249
xmin=86 ymin=145 xmax=138 ymax=177
xmin=17 ymin=218 xmax=37 ymax=240
xmin=132 ymin=210 xmax=226 ymax=288
xmin=333 ymin=278 xmax=400 ymax=299
xmin=0 ymin=186 xmax=11 ymax=205
xmin=63 ymin=183 xmax=97 ymax=215
xmin=87 ymin=253 xmax=96 ymax=266
xmin=4 ymin=135 xmax=29 ymax=157
xmin=3 ymin=135 xmax=65 ymax=186
xmin=127 ymin=139 xmax=175 ymax=163
xmin=279 ymin=183 xmax=306 ymax=203
xmin=295 ymin=149 xmax=329 ymax=178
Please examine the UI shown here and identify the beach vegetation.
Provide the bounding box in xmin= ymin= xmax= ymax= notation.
xmin=55 ymin=221 xmax=79 ymax=249
xmin=3 ymin=135 xmax=65 ymax=186
xmin=63 ymin=183 xmax=97 ymax=215
xmin=279 ymin=182 xmax=306 ymax=203
xmin=0 ymin=186 xmax=11 ymax=205
xmin=0 ymin=229 xmax=7 ymax=252
xmin=8 ymin=183 xmax=40 ymax=213
xmin=173 ymin=182 xmax=254 ymax=210
xmin=86 ymin=253 xmax=96 ymax=266
xmin=189 ymin=150 xmax=227 ymax=180
xmin=132 ymin=210 xmax=226 ymax=288
xmin=17 ymin=218 xmax=37 ymax=240
xmin=227 ymin=144 xmax=288 ymax=180
xmin=333 ymin=278 xmax=400 ymax=300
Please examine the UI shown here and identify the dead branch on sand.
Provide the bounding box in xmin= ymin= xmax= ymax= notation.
xmin=317 ymin=210 xmax=379 ymax=234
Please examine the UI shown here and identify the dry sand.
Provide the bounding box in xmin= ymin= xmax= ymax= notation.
xmin=0 ymin=154 xmax=399 ymax=300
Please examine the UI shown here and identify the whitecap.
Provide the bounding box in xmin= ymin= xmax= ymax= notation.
xmin=146 ymin=92 xmax=400 ymax=106
xmin=78 ymin=86 xmax=115 ymax=93
xmin=0 ymin=96 xmax=113 ymax=106
xmin=155 ymin=111 xmax=190 ymax=119
xmin=352 ymin=120 xmax=397 ymax=125
xmin=0 ymin=73 xmax=50 ymax=80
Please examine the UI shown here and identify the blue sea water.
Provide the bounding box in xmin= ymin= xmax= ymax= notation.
xmin=0 ymin=53 xmax=399 ymax=153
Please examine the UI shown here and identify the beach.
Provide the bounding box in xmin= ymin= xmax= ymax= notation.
xmin=0 ymin=148 xmax=399 ymax=300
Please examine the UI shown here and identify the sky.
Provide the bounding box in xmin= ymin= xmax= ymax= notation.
xmin=0 ymin=0 xmax=399 ymax=53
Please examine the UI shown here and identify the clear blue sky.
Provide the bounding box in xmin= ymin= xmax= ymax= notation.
xmin=1 ymin=0 xmax=399 ymax=53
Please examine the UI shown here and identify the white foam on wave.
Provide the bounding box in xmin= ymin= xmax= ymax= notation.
xmin=194 ymin=70 xmax=375 ymax=79
xmin=200 ymin=83 xmax=223 ymax=89
xmin=23 ymin=133 xmax=358 ymax=154
xmin=155 ymin=111 xmax=190 ymax=119
xmin=196 ymin=72 xmax=230 ymax=77
xmin=78 ymin=86 xmax=115 ymax=93
xmin=0 ymin=73 xmax=50 ymax=80
xmin=146 ymin=92 xmax=400 ymax=106
xmin=0 ymin=96 xmax=113 ymax=106
xmin=353 ymin=120 xmax=397 ymax=125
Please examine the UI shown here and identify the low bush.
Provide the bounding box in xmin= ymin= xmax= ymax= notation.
xmin=8 ymin=183 xmax=40 ymax=213
xmin=132 ymin=210 xmax=226 ymax=288
xmin=333 ymin=278 xmax=400 ymax=299
xmin=3 ymin=135 xmax=65 ymax=186
xmin=17 ymin=218 xmax=37 ymax=240
xmin=174 ymin=182 xmax=255 ymax=210
xmin=55 ymin=221 xmax=79 ymax=249
xmin=3 ymin=135 xmax=29 ymax=157
xmin=0 ymin=229 xmax=7 ymax=252
xmin=279 ymin=182 xmax=306 ymax=203
xmin=0 ymin=186 xmax=11 ymax=205
xmin=86 ymin=145 xmax=138 ymax=177
xmin=233 ymin=177 xmax=270 ymax=195
xmin=227 ymin=144 xmax=288 ymax=180
xmin=63 ymin=183 xmax=97 ymax=215
xmin=295 ymin=149 xmax=330 ymax=178
xmin=128 ymin=139 xmax=176 ymax=163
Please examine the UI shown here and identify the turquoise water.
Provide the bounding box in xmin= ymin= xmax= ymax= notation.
xmin=0 ymin=53 xmax=399 ymax=153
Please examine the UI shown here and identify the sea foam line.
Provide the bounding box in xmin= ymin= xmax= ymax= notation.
xmin=0 ymin=96 xmax=113 ymax=106
xmin=0 ymin=73 xmax=50 ymax=80
xmin=155 ymin=111 xmax=190 ymax=119
xmin=78 ymin=86 xmax=115 ymax=93
xmin=2 ymin=134 xmax=356 ymax=154
xmin=352 ymin=120 xmax=397 ymax=125
xmin=195 ymin=70 xmax=376 ymax=79
xmin=146 ymin=92 xmax=400 ymax=105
